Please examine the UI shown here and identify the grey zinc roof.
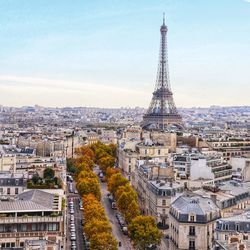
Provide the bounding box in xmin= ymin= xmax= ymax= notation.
xmin=172 ymin=195 xmax=219 ymax=216
xmin=0 ymin=190 xmax=55 ymax=212
xmin=218 ymin=212 xmax=250 ymax=223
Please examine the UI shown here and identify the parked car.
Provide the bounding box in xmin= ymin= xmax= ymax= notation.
xmin=111 ymin=202 xmax=117 ymax=210
xmin=71 ymin=236 xmax=76 ymax=241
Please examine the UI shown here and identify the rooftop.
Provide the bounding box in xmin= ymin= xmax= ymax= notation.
xmin=171 ymin=194 xmax=219 ymax=216
xmin=0 ymin=190 xmax=58 ymax=213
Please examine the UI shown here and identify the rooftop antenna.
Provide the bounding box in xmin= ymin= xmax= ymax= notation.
xmin=163 ymin=12 xmax=165 ymax=25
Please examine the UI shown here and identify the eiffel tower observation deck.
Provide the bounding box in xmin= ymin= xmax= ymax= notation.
xmin=142 ymin=15 xmax=183 ymax=131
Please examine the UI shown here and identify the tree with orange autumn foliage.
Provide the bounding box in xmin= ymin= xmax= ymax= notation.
xmin=82 ymin=194 xmax=117 ymax=250
xmin=107 ymin=173 xmax=129 ymax=195
xmin=128 ymin=216 xmax=162 ymax=250
xmin=84 ymin=219 xmax=111 ymax=239
xmin=76 ymin=177 xmax=101 ymax=200
xmin=105 ymin=167 xmax=120 ymax=183
xmin=99 ymin=155 xmax=115 ymax=173
xmin=115 ymin=183 xmax=137 ymax=201
xmin=89 ymin=232 xmax=118 ymax=250
xmin=75 ymin=146 xmax=95 ymax=159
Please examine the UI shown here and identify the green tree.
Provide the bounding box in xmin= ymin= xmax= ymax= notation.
xmin=44 ymin=168 xmax=55 ymax=179
xmin=128 ymin=216 xmax=162 ymax=250
xmin=66 ymin=158 xmax=77 ymax=174
xmin=32 ymin=173 xmax=40 ymax=184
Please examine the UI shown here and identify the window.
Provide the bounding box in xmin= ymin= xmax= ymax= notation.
xmin=225 ymin=235 xmax=228 ymax=241
xmin=189 ymin=226 xmax=195 ymax=236
xmin=129 ymin=158 xmax=131 ymax=163
xmin=158 ymin=149 xmax=161 ymax=155
xmin=15 ymin=188 xmax=18 ymax=195
xmin=190 ymin=215 xmax=195 ymax=222
xmin=20 ymin=224 xmax=27 ymax=232
xmin=7 ymin=188 xmax=10 ymax=195
xmin=189 ymin=240 xmax=195 ymax=249
xmin=162 ymin=209 xmax=166 ymax=214
xmin=0 ymin=188 xmax=3 ymax=194
xmin=162 ymin=200 xmax=166 ymax=206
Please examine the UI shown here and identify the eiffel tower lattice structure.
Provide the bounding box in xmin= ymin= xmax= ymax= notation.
xmin=142 ymin=15 xmax=183 ymax=131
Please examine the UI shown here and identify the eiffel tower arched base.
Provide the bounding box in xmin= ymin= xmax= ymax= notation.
xmin=142 ymin=114 xmax=184 ymax=131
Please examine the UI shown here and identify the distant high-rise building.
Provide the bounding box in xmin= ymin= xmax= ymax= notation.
xmin=142 ymin=15 xmax=183 ymax=130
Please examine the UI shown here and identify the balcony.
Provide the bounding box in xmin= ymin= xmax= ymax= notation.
xmin=188 ymin=231 xmax=196 ymax=237
xmin=0 ymin=216 xmax=63 ymax=224
xmin=0 ymin=231 xmax=46 ymax=238
xmin=0 ymin=231 xmax=61 ymax=239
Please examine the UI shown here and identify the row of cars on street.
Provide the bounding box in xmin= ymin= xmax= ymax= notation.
xmin=69 ymin=198 xmax=77 ymax=250
xmin=80 ymin=200 xmax=90 ymax=250
xmin=115 ymin=212 xmax=128 ymax=235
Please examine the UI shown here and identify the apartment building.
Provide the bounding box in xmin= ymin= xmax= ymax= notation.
xmin=169 ymin=194 xmax=220 ymax=250
xmin=195 ymin=181 xmax=250 ymax=218
xmin=230 ymin=155 xmax=250 ymax=182
xmin=173 ymin=151 xmax=232 ymax=184
xmin=132 ymin=159 xmax=182 ymax=230
xmin=0 ymin=172 xmax=26 ymax=197
xmin=215 ymin=212 xmax=250 ymax=250
xmin=0 ymin=189 xmax=65 ymax=249
xmin=100 ymin=129 xmax=117 ymax=144
xmin=205 ymin=138 xmax=250 ymax=161
xmin=118 ymin=139 xmax=171 ymax=178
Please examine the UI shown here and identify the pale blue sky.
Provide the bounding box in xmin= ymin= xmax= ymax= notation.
xmin=0 ymin=0 xmax=249 ymax=107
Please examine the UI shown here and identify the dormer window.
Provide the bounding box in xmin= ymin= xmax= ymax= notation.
xmin=189 ymin=214 xmax=196 ymax=222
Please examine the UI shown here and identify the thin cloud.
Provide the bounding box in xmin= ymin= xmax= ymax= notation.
xmin=0 ymin=75 xmax=151 ymax=107
xmin=0 ymin=75 xmax=148 ymax=95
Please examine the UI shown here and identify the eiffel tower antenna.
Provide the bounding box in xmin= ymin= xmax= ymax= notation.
xmin=142 ymin=15 xmax=183 ymax=131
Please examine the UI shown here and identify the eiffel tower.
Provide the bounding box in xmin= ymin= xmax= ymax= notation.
xmin=142 ymin=15 xmax=183 ymax=130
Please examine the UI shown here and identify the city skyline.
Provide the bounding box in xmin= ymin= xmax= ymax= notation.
xmin=0 ymin=0 xmax=250 ymax=108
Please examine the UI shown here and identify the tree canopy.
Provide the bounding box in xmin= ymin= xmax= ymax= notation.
xmin=128 ymin=216 xmax=162 ymax=250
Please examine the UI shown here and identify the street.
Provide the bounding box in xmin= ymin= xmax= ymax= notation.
xmin=66 ymin=181 xmax=84 ymax=250
xmin=99 ymin=180 xmax=134 ymax=250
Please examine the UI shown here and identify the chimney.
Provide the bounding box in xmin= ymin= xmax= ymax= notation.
xmin=210 ymin=194 xmax=217 ymax=205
